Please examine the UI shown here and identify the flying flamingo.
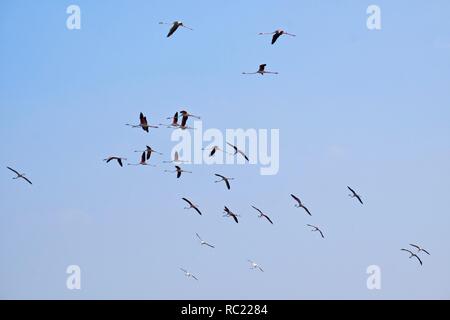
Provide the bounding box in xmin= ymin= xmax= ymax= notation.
xmin=182 ymin=198 xmax=202 ymax=216
xmin=401 ymin=249 xmax=423 ymax=266
xmin=134 ymin=145 xmax=162 ymax=160
xmin=6 ymin=167 xmax=32 ymax=185
xmin=180 ymin=268 xmax=198 ymax=280
xmin=162 ymin=111 xmax=195 ymax=129
xmin=214 ymin=174 xmax=234 ymax=190
xmin=180 ymin=110 xmax=201 ymax=120
xmin=127 ymin=152 xmax=156 ymax=167
xmin=223 ymin=206 xmax=239 ymax=223
xmin=126 ymin=112 xmax=158 ymax=132
xmin=347 ymin=186 xmax=363 ymax=205
xmin=160 ymin=112 xmax=180 ymax=128
xmin=409 ymin=244 xmax=430 ymax=255
xmin=165 ymin=165 xmax=192 ymax=178
xmin=290 ymin=194 xmax=312 ymax=216
xmin=226 ymin=142 xmax=249 ymax=161
xmin=179 ymin=110 xmax=200 ymax=130
xmin=307 ymin=224 xmax=325 ymax=238
xmin=242 ymin=64 xmax=278 ymax=75
xmin=103 ymin=156 xmax=127 ymax=167
xmin=251 ymin=206 xmax=274 ymax=224
xmin=259 ymin=29 xmax=296 ymax=44
xmin=202 ymin=146 xmax=230 ymax=157
xmin=195 ymin=233 xmax=215 ymax=248
xmin=247 ymin=260 xmax=264 ymax=272
xmin=159 ymin=21 xmax=193 ymax=37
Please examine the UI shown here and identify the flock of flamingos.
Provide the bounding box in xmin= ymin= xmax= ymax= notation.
xmin=6 ymin=20 xmax=429 ymax=283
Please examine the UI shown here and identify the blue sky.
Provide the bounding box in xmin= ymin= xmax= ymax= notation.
xmin=1 ymin=0 xmax=450 ymax=299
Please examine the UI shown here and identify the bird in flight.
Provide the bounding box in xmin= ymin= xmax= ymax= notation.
xmin=179 ymin=110 xmax=201 ymax=120
xmin=160 ymin=21 xmax=193 ymax=38
xmin=127 ymin=152 xmax=156 ymax=167
xmin=290 ymin=194 xmax=312 ymax=216
xmin=401 ymin=249 xmax=423 ymax=266
xmin=242 ymin=64 xmax=278 ymax=75
xmin=179 ymin=110 xmax=200 ymax=130
xmin=347 ymin=186 xmax=363 ymax=205
xmin=409 ymin=244 xmax=430 ymax=255
xmin=251 ymin=206 xmax=274 ymax=224
xmin=248 ymin=260 xmax=264 ymax=272
xmin=6 ymin=167 xmax=32 ymax=185
xmin=195 ymin=233 xmax=215 ymax=248
xmin=223 ymin=206 xmax=239 ymax=223
xmin=160 ymin=112 xmax=180 ymax=128
xmin=134 ymin=145 xmax=162 ymax=160
xmin=226 ymin=142 xmax=249 ymax=161
xmin=203 ymin=145 xmax=230 ymax=157
xmin=126 ymin=112 xmax=158 ymax=132
xmin=103 ymin=156 xmax=127 ymax=167
xmin=159 ymin=111 xmax=186 ymax=129
xmin=207 ymin=146 xmax=220 ymax=157
xmin=165 ymin=165 xmax=192 ymax=178
xmin=307 ymin=224 xmax=324 ymax=238
xmin=259 ymin=29 xmax=296 ymax=45
xmin=182 ymin=198 xmax=202 ymax=216
xmin=163 ymin=151 xmax=189 ymax=164
xmin=162 ymin=111 xmax=194 ymax=129
xmin=180 ymin=268 xmax=198 ymax=280
xmin=214 ymin=174 xmax=234 ymax=190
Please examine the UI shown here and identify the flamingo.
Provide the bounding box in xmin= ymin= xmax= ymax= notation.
xmin=214 ymin=174 xmax=234 ymax=190
xmin=409 ymin=244 xmax=430 ymax=255
xmin=259 ymin=29 xmax=296 ymax=45
xmin=180 ymin=268 xmax=198 ymax=280
xmin=6 ymin=167 xmax=32 ymax=185
xmin=247 ymin=260 xmax=264 ymax=272
xmin=134 ymin=145 xmax=162 ymax=160
xmin=182 ymin=198 xmax=202 ymax=216
xmin=251 ymin=206 xmax=274 ymax=224
xmin=159 ymin=21 xmax=193 ymax=38
xmin=179 ymin=110 xmax=200 ymax=130
xmin=401 ymin=249 xmax=423 ymax=266
xmin=223 ymin=206 xmax=239 ymax=223
xmin=165 ymin=165 xmax=192 ymax=178
xmin=347 ymin=186 xmax=363 ymax=205
xmin=180 ymin=110 xmax=201 ymax=120
xmin=127 ymin=152 xmax=156 ymax=167
xmin=160 ymin=112 xmax=180 ymax=128
xmin=195 ymin=233 xmax=215 ymax=248
xmin=126 ymin=112 xmax=158 ymax=132
xmin=163 ymin=151 xmax=189 ymax=164
xmin=307 ymin=224 xmax=324 ymax=238
xmin=202 ymin=146 xmax=230 ymax=157
xmin=226 ymin=142 xmax=249 ymax=161
xmin=103 ymin=156 xmax=127 ymax=167
xmin=290 ymin=194 xmax=312 ymax=216
xmin=242 ymin=64 xmax=278 ymax=75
